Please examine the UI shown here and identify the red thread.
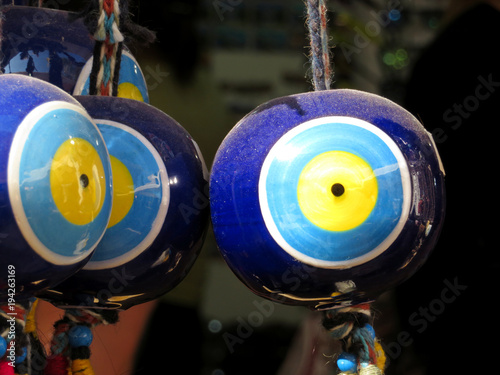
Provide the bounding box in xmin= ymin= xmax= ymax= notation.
xmin=104 ymin=44 xmax=114 ymax=60
xmin=44 ymin=355 xmax=69 ymax=375
xmin=367 ymin=343 xmax=378 ymax=364
xmin=71 ymin=311 xmax=102 ymax=326
xmin=357 ymin=303 xmax=371 ymax=311
xmin=103 ymin=0 xmax=114 ymax=16
xmin=101 ymin=83 xmax=110 ymax=96
xmin=320 ymin=5 xmax=327 ymax=29
xmin=0 ymin=305 xmax=26 ymax=318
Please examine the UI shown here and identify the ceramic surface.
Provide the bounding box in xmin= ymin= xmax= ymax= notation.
xmin=39 ymin=96 xmax=209 ymax=310
xmin=0 ymin=74 xmax=112 ymax=302
xmin=0 ymin=6 xmax=94 ymax=94
xmin=210 ymin=89 xmax=446 ymax=310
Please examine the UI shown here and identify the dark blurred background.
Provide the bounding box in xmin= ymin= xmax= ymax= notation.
xmin=12 ymin=0 xmax=497 ymax=374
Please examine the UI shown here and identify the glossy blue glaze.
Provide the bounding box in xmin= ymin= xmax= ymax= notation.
xmin=337 ymin=352 xmax=357 ymax=373
xmin=210 ymin=89 xmax=446 ymax=310
xmin=0 ymin=74 xmax=112 ymax=302
xmin=1 ymin=6 xmax=147 ymax=102
xmin=0 ymin=6 xmax=94 ymax=94
xmin=1 ymin=0 xmax=29 ymax=4
xmin=68 ymin=325 xmax=93 ymax=348
xmin=39 ymin=96 xmax=209 ymax=310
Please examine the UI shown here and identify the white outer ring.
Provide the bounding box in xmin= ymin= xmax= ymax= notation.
xmin=7 ymin=101 xmax=110 ymax=265
xmin=258 ymin=116 xmax=412 ymax=269
xmin=83 ymin=119 xmax=170 ymax=270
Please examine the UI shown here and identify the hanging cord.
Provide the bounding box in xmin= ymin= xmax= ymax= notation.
xmin=0 ymin=299 xmax=45 ymax=375
xmin=22 ymin=299 xmax=46 ymax=375
xmin=322 ymin=304 xmax=386 ymax=374
xmin=75 ymin=0 xmax=155 ymax=97
xmin=305 ymin=0 xmax=332 ymax=91
xmin=305 ymin=2 xmax=385 ymax=373
xmin=44 ymin=308 xmax=119 ymax=375
xmin=88 ymin=0 xmax=125 ymax=96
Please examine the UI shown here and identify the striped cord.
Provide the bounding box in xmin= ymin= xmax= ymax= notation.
xmin=323 ymin=304 xmax=386 ymax=374
xmin=305 ymin=0 xmax=332 ymax=91
xmin=89 ymin=0 xmax=125 ymax=97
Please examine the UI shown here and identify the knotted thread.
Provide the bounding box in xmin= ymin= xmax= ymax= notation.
xmin=44 ymin=309 xmax=119 ymax=375
xmin=323 ymin=304 xmax=386 ymax=374
xmin=305 ymin=0 xmax=332 ymax=91
xmin=88 ymin=0 xmax=125 ymax=97
xmin=0 ymin=299 xmax=44 ymax=375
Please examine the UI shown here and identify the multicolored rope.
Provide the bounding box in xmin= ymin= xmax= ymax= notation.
xmin=88 ymin=0 xmax=125 ymax=97
xmin=305 ymin=0 xmax=332 ymax=91
xmin=44 ymin=308 xmax=119 ymax=375
xmin=323 ymin=304 xmax=386 ymax=374
xmin=0 ymin=299 xmax=44 ymax=375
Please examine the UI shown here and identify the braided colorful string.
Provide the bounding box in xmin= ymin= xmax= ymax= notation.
xmin=323 ymin=305 xmax=386 ymax=374
xmin=89 ymin=0 xmax=124 ymax=97
xmin=0 ymin=299 xmax=44 ymax=375
xmin=305 ymin=0 xmax=332 ymax=91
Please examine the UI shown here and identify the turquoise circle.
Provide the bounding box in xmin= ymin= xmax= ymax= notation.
xmin=85 ymin=122 xmax=168 ymax=268
xmin=16 ymin=105 xmax=112 ymax=263
xmin=260 ymin=118 xmax=408 ymax=266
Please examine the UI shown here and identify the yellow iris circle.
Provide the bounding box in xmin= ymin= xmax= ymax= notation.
xmin=107 ymin=155 xmax=135 ymax=228
xmin=297 ymin=151 xmax=378 ymax=232
xmin=50 ymin=138 xmax=106 ymax=226
xmin=117 ymin=82 xmax=144 ymax=102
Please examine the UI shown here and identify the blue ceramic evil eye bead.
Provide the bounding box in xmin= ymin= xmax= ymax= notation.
xmin=68 ymin=325 xmax=93 ymax=348
xmin=0 ymin=6 xmax=94 ymax=94
xmin=39 ymin=96 xmax=209 ymax=310
xmin=337 ymin=352 xmax=357 ymax=373
xmin=0 ymin=74 xmax=112 ymax=302
xmin=210 ymin=89 xmax=445 ymax=310
xmin=0 ymin=337 xmax=7 ymax=357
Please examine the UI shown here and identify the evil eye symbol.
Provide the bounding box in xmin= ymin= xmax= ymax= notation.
xmin=259 ymin=116 xmax=411 ymax=269
xmin=7 ymin=101 xmax=112 ymax=265
xmin=83 ymin=120 xmax=169 ymax=270
xmin=73 ymin=50 xmax=149 ymax=103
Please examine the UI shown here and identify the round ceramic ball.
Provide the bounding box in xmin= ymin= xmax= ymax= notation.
xmin=0 ymin=6 xmax=94 ymax=94
xmin=39 ymin=96 xmax=210 ymax=310
xmin=210 ymin=89 xmax=445 ymax=310
xmin=0 ymin=74 xmax=112 ymax=302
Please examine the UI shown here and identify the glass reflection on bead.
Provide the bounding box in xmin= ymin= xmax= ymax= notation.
xmin=0 ymin=6 xmax=94 ymax=94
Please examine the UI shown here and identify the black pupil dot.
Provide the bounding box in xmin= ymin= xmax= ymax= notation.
xmin=80 ymin=174 xmax=89 ymax=188
xmin=331 ymin=183 xmax=345 ymax=197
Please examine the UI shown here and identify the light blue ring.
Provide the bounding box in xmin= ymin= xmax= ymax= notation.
xmin=259 ymin=116 xmax=410 ymax=268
